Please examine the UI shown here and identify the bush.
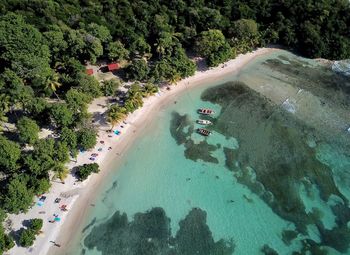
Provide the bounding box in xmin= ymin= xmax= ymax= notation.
xmin=30 ymin=218 xmax=43 ymax=234
xmin=101 ymin=79 xmax=120 ymax=96
xmin=77 ymin=128 xmax=97 ymax=150
xmin=76 ymin=163 xmax=100 ymax=181
xmin=19 ymin=229 xmax=36 ymax=247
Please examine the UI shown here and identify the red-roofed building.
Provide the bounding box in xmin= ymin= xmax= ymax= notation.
xmin=107 ymin=63 xmax=119 ymax=71
xmin=86 ymin=68 xmax=94 ymax=75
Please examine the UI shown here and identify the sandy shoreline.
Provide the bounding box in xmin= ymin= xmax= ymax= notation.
xmin=5 ymin=47 xmax=278 ymax=255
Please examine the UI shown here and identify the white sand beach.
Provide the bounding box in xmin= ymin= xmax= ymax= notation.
xmin=5 ymin=48 xmax=278 ymax=255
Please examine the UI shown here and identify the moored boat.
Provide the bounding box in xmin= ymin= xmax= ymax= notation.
xmin=197 ymin=128 xmax=212 ymax=136
xmin=198 ymin=108 xmax=215 ymax=115
xmin=197 ymin=119 xmax=212 ymax=125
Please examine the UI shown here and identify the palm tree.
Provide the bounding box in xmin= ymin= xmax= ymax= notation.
xmin=169 ymin=73 xmax=181 ymax=85
xmin=45 ymin=72 xmax=62 ymax=100
xmin=0 ymin=94 xmax=10 ymax=113
xmin=53 ymin=163 xmax=69 ymax=183
xmin=155 ymin=32 xmax=181 ymax=58
xmin=142 ymin=83 xmax=159 ymax=97
xmin=0 ymin=94 xmax=10 ymax=133
xmin=107 ymin=105 xmax=127 ymax=130
xmin=128 ymin=83 xmax=142 ymax=98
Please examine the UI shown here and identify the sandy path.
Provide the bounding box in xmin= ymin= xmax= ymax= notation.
xmin=5 ymin=48 xmax=278 ymax=255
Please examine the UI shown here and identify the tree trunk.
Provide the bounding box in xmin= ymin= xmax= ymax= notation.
xmin=53 ymin=91 xmax=61 ymax=101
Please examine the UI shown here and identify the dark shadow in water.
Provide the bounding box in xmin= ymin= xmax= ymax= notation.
xmin=102 ymin=180 xmax=118 ymax=202
xmin=281 ymin=229 xmax=298 ymax=246
xmin=83 ymin=207 xmax=234 ymax=255
xmin=261 ymin=244 xmax=279 ymax=255
xmin=170 ymin=112 xmax=219 ymax=164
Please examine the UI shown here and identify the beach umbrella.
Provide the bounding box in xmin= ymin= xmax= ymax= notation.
xmin=54 ymin=217 xmax=61 ymax=222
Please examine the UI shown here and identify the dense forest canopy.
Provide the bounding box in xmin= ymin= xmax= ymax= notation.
xmin=1 ymin=0 xmax=350 ymax=61
xmin=0 ymin=0 xmax=350 ymax=252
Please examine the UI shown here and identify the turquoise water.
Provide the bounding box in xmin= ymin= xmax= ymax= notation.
xmin=71 ymin=51 xmax=350 ymax=255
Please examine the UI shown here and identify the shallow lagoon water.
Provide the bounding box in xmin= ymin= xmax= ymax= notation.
xmin=71 ymin=51 xmax=350 ymax=255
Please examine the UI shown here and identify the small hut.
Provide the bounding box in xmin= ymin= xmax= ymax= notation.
xmin=107 ymin=63 xmax=119 ymax=72
xmin=86 ymin=68 xmax=94 ymax=75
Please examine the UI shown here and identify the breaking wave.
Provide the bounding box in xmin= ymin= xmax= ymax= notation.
xmin=332 ymin=60 xmax=350 ymax=76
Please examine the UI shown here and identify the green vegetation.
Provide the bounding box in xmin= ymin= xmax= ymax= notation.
xmin=0 ymin=0 xmax=349 ymax=250
xmin=19 ymin=229 xmax=36 ymax=247
xmin=76 ymin=163 xmax=100 ymax=181
xmin=126 ymin=59 xmax=149 ymax=81
xmin=18 ymin=218 xmax=43 ymax=247
xmin=0 ymin=136 xmax=21 ymax=173
xmin=101 ymin=79 xmax=120 ymax=97
xmin=17 ymin=117 xmax=40 ymax=144
xmin=77 ymin=128 xmax=97 ymax=150
xmin=0 ymin=213 xmax=14 ymax=253
xmin=30 ymin=218 xmax=43 ymax=234
xmin=195 ymin=29 xmax=234 ymax=67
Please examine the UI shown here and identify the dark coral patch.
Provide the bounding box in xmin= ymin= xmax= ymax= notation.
xmin=169 ymin=111 xmax=219 ymax=164
xmin=84 ymin=207 xmax=234 ymax=255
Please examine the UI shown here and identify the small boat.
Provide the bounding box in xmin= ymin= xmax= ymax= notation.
xmin=197 ymin=128 xmax=212 ymax=136
xmin=198 ymin=108 xmax=215 ymax=115
xmin=197 ymin=119 xmax=212 ymax=125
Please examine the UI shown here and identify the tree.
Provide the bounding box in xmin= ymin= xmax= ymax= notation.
xmin=195 ymin=29 xmax=227 ymax=57
xmin=54 ymin=141 xmax=70 ymax=163
xmin=126 ymin=59 xmax=149 ymax=81
xmin=2 ymin=176 xmax=34 ymax=214
xmin=60 ymin=127 xmax=78 ymax=154
xmin=17 ymin=117 xmax=40 ymax=144
xmin=27 ymin=97 xmax=48 ymax=118
xmin=101 ymin=79 xmax=120 ymax=96
xmin=76 ymin=163 xmax=100 ymax=181
xmin=30 ymin=218 xmax=43 ymax=234
xmin=0 ymin=226 xmax=14 ymax=253
xmin=77 ymin=128 xmax=97 ymax=150
xmin=107 ymin=105 xmax=127 ymax=129
xmin=44 ymin=72 xmax=62 ymax=99
xmin=84 ymin=33 xmax=103 ymax=63
xmin=207 ymin=42 xmax=233 ymax=67
xmin=65 ymin=88 xmax=91 ymax=114
xmin=228 ymin=19 xmax=260 ymax=53
xmin=195 ymin=30 xmax=233 ymax=67
xmin=0 ymin=13 xmax=52 ymax=87
xmin=86 ymin=23 xmax=112 ymax=44
xmin=129 ymin=37 xmax=151 ymax=57
xmin=43 ymin=27 xmax=68 ymax=60
xmin=0 ymin=69 xmax=34 ymax=111
xmin=76 ymin=73 xmax=102 ymax=99
xmin=53 ymin=163 xmax=69 ymax=182
xmin=24 ymin=139 xmax=55 ymax=176
xmin=19 ymin=229 xmax=36 ymax=247
xmin=142 ymin=83 xmax=159 ymax=97
xmin=65 ymin=28 xmax=86 ymax=60
xmin=31 ymin=177 xmax=51 ymax=195
xmin=107 ymin=41 xmax=129 ymax=61
xmin=50 ymin=103 xmax=74 ymax=128
xmin=0 ymin=94 xmax=10 ymax=118
xmin=0 ymin=136 xmax=21 ymax=173
xmin=155 ymin=32 xmax=179 ymax=58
